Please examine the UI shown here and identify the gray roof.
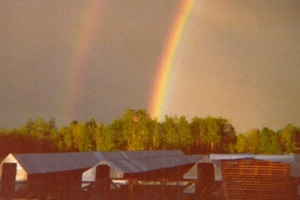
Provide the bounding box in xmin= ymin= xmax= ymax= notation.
xmin=99 ymin=154 xmax=201 ymax=175
xmin=4 ymin=150 xmax=191 ymax=175
xmin=98 ymin=150 xmax=185 ymax=160
xmin=11 ymin=152 xmax=100 ymax=174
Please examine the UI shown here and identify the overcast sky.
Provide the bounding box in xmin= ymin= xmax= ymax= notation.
xmin=1 ymin=0 xmax=299 ymax=133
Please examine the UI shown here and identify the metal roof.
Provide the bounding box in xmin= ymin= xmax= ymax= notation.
xmin=11 ymin=152 xmax=100 ymax=174
xmin=100 ymin=154 xmax=201 ymax=174
xmin=98 ymin=150 xmax=184 ymax=160
xmin=82 ymin=154 xmax=201 ymax=180
xmin=210 ymin=153 xmax=254 ymax=160
xmin=2 ymin=150 xmax=189 ymax=175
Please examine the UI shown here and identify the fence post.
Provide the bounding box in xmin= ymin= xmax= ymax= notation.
xmin=1 ymin=163 xmax=17 ymax=198
xmin=195 ymin=163 xmax=215 ymax=197
xmin=95 ymin=165 xmax=110 ymax=200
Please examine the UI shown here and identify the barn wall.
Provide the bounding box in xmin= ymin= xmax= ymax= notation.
xmin=27 ymin=170 xmax=83 ymax=197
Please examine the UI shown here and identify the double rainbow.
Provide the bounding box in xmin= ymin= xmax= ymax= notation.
xmin=64 ymin=0 xmax=196 ymax=123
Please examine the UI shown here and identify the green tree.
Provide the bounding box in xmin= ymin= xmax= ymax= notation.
xmin=148 ymin=119 xmax=163 ymax=150
xmin=59 ymin=126 xmax=74 ymax=151
xmin=106 ymin=118 xmax=126 ymax=150
xmin=133 ymin=110 xmax=153 ymax=150
xmin=122 ymin=109 xmax=152 ymax=150
xmin=190 ymin=117 xmax=208 ymax=153
xmin=94 ymin=122 xmax=115 ymax=151
xmin=85 ymin=118 xmax=98 ymax=150
xmin=71 ymin=122 xmax=94 ymax=152
xmin=189 ymin=116 xmax=236 ymax=153
xmin=17 ymin=118 xmax=58 ymax=153
xmin=246 ymin=128 xmax=261 ymax=154
xmin=177 ymin=116 xmax=194 ymax=153
xmin=204 ymin=116 xmax=221 ymax=153
xmin=161 ymin=115 xmax=181 ymax=149
xmin=269 ymin=132 xmax=281 ymax=154
xmin=235 ymin=134 xmax=248 ymax=153
xmin=217 ymin=118 xmax=237 ymax=153
xmin=259 ymin=127 xmax=280 ymax=154
xmin=279 ymin=124 xmax=298 ymax=153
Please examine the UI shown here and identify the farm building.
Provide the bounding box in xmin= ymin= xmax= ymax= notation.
xmin=82 ymin=151 xmax=202 ymax=199
xmin=0 ymin=152 xmax=106 ymax=199
xmin=82 ymin=150 xmax=201 ymax=180
xmin=0 ymin=150 xmax=201 ymax=199
xmin=2 ymin=151 xmax=299 ymax=199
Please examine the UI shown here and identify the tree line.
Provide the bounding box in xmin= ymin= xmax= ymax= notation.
xmin=236 ymin=124 xmax=300 ymax=154
xmin=0 ymin=109 xmax=299 ymax=157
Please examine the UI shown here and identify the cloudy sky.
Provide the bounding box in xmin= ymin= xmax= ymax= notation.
xmin=1 ymin=0 xmax=299 ymax=133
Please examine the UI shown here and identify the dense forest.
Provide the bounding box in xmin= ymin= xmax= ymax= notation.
xmin=0 ymin=109 xmax=299 ymax=157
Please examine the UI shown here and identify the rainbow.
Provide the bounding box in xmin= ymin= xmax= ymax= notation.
xmin=148 ymin=0 xmax=196 ymax=120
xmin=64 ymin=0 xmax=102 ymax=123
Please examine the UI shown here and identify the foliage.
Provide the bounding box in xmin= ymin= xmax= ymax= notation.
xmin=235 ymin=134 xmax=248 ymax=153
xmin=0 ymin=110 xmax=299 ymax=156
xmin=278 ymin=124 xmax=299 ymax=153
xmin=235 ymin=125 xmax=300 ymax=154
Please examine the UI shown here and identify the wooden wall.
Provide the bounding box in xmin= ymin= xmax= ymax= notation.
xmin=221 ymin=159 xmax=297 ymax=200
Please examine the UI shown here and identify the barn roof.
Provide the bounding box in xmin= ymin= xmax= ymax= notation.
xmin=10 ymin=152 xmax=100 ymax=174
xmin=2 ymin=150 xmax=191 ymax=175
xmin=82 ymin=153 xmax=202 ymax=180
xmin=100 ymin=154 xmax=201 ymax=175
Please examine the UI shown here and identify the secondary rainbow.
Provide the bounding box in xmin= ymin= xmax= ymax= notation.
xmin=148 ymin=0 xmax=196 ymax=120
xmin=64 ymin=0 xmax=102 ymax=123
